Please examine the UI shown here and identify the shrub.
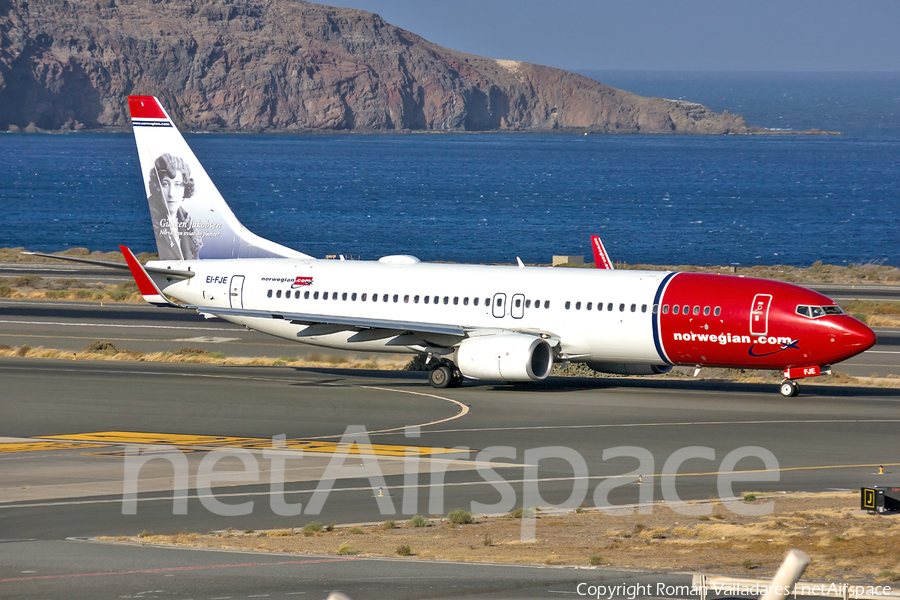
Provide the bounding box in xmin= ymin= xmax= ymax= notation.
xmin=0 ymin=285 xmax=13 ymax=298
xmin=509 ymin=507 xmax=523 ymax=519
xmin=408 ymin=515 xmax=429 ymax=528
xmin=12 ymin=275 xmax=42 ymax=287
xmin=302 ymin=522 xmax=323 ymax=536
xmin=138 ymin=530 xmax=153 ymax=538
xmin=589 ymin=555 xmax=604 ymax=566
xmin=243 ymin=529 xmax=254 ymax=534
xmin=106 ymin=291 xmax=129 ymax=301
xmin=336 ymin=543 xmax=355 ymax=555
xmin=447 ymin=509 xmax=473 ymax=525
xmin=348 ymin=527 xmax=365 ymax=535
xmin=382 ymin=520 xmax=396 ymax=530
xmin=83 ymin=341 xmax=119 ymax=355
xmin=743 ymin=493 xmax=757 ymax=502
xmin=16 ymin=345 xmax=31 ymax=357
xmin=742 ymin=559 xmax=755 ymax=570
xmin=325 ymin=522 xmax=335 ymax=532
xmin=396 ymin=544 xmax=412 ymax=556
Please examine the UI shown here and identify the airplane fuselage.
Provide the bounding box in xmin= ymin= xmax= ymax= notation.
xmin=151 ymin=257 xmax=875 ymax=372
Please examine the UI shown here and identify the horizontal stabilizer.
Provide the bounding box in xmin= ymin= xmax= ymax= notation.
xmin=21 ymin=252 xmax=195 ymax=280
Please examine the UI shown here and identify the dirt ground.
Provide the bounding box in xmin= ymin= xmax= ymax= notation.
xmin=106 ymin=492 xmax=900 ymax=584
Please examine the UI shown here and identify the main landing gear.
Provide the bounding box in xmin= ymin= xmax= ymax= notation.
xmin=780 ymin=380 xmax=800 ymax=397
xmin=428 ymin=363 xmax=464 ymax=389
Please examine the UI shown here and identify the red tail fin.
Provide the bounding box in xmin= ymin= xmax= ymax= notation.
xmin=591 ymin=235 xmax=614 ymax=270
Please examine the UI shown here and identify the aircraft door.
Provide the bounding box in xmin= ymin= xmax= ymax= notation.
xmin=229 ymin=275 xmax=245 ymax=309
xmin=511 ymin=293 xmax=525 ymax=319
xmin=492 ymin=293 xmax=507 ymax=318
xmin=749 ymin=293 xmax=772 ymax=336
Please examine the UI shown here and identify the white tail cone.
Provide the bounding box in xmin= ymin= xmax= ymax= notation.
xmin=761 ymin=549 xmax=811 ymax=600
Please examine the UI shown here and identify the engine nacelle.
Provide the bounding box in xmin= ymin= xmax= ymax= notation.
xmin=456 ymin=334 xmax=554 ymax=382
xmin=587 ymin=362 xmax=673 ymax=376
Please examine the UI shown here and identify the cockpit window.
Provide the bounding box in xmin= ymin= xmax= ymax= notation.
xmin=797 ymin=304 xmax=844 ymax=319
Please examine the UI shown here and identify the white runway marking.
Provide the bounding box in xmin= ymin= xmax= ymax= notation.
xmin=0 ymin=319 xmax=236 ymax=332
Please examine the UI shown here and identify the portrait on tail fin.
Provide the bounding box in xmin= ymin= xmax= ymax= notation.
xmin=147 ymin=153 xmax=203 ymax=261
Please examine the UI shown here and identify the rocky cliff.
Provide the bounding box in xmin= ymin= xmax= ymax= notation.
xmin=0 ymin=0 xmax=757 ymax=133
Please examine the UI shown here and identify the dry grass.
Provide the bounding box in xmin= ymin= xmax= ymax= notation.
xmin=103 ymin=492 xmax=900 ymax=582
xmin=0 ymin=342 xmax=411 ymax=370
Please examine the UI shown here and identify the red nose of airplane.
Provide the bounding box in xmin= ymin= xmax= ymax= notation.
xmin=841 ymin=318 xmax=877 ymax=359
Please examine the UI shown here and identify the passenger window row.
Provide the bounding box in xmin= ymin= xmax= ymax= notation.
xmin=563 ymin=301 xmax=654 ymax=314
xmin=265 ymin=289 xmax=493 ymax=306
xmin=661 ymin=304 xmax=722 ymax=316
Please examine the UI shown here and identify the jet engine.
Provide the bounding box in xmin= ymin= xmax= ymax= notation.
xmin=456 ymin=334 xmax=554 ymax=382
xmin=587 ymin=362 xmax=672 ymax=376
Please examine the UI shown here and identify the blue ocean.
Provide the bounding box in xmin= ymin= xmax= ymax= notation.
xmin=1 ymin=72 xmax=898 ymax=267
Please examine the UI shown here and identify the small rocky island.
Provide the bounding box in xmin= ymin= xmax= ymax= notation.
xmin=0 ymin=0 xmax=817 ymax=134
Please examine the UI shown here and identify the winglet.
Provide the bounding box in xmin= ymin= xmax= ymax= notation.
xmin=590 ymin=235 xmax=614 ymax=270
xmin=119 ymin=245 xmax=181 ymax=307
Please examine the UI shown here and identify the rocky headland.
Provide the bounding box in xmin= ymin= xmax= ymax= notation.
xmin=0 ymin=0 xmax=812 ymax=134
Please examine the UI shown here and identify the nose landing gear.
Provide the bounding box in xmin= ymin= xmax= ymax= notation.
xmin=780 ymin=379 xmax=800 ymax=397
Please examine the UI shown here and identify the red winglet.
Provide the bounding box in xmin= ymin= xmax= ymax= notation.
xmin=591 ymin=235 xmax=614 ymax=270
xmin=128 ymin=96 xmax=166 ymax=119
xmin=119 ymin=245 xmax=178 ymax=308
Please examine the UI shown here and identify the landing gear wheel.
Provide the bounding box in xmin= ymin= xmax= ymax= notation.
xmin=780 ymin=380 xmax=800 ymax=397
xmin=429 ymin=365 xmax=453 ymax=389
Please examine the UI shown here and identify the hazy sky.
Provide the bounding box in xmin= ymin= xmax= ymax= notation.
xmin=330 ymin=0 xmax=900 ymax=72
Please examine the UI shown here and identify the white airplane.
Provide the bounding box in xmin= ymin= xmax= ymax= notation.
xmin=30 ymin=96 xmax=876 ymax=396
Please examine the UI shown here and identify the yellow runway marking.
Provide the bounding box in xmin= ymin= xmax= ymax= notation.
xmin=40 ymin=431 xmax=467 ymax=457
xmin=0 ymin=441 xmax=110 ymax=453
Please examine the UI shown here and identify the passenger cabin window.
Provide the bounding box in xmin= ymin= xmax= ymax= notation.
xmin=435 ymin=296 xmax=440 ymax=304
xmin=587 ymin=302 xmax=592 ymax=310
xmin=373 ymin=294 xmax=378 ymax=302
xmin=544 ymin=301 xmax=550 ymax=309
xmin=607 ymin=303 xmax=613 ymax=311
xmin=393 ymin=294 xmax=399 ymax=303
xmin=576 ymin=302 xmax=582 ymax=310
xmin=351 ymin=293 xmax=357 ymax=301
xmin=443 ymin=296 xmax=449 ymax=305
xmin=404 ymin=295 xmax=410 ymax=303
xmin=714 ymin=307 xmax=721 ymax=316
xmin=424 ymin=296 xmax=430 ymax=304
xmin=464 ymin=297 xmax=469 ymax=306
xmin=597 ymin=302 xmax=603 ymax=311
xmin=565 ymin=301 xmax=571 ymax=310
xmin=514 ymin=298 xmax=520 ymax=308
xmin=267 ymin=290 xmax=273 ymax=298
xmin=454 ymin=297 xmax=459 ymax=305
xmin=474 ymin=298 xmax=479 ymax=306
xmin=342 ymin=292 xmax=348 ymax=301
xmin=525 ymin=299 xmax=531 ymax=308
xmin=383 ymin=294 xmax=388 ymax=302
xmin=414 ymin=295 xmax=420 ymax=303
xmin=672 ymin=305 xmax=679 ymax=314
xmin=630 ymin=303 xmax=636 ymax=312
xmin=651 ymin=304 xmax=658 ymax=314
xmin=703 ymin=306 xmax=710 ymax=316
xmin=662 ymin=304 xmax=669 ymax=314
xmin=693 ymin=306 xmax=700 ymax=315
xmin=641 ymin=304 xmax=647 ymax=313
xmin=361 ymin=293 xmax=367 ymax=301
xmin=305 ymin=291 xmax=310 ymax=299
xmin=295 ymin=291 xmax=301 ymax=299
xmin=683 ymin=305 xmax=689 ymax=315
xmin=619 ymin=303 xmax=625 ymax=312
xmin=276 ymin=290 xmax=282 ymax=298
xmin=485 ymin=298 xmax=491 ymax=306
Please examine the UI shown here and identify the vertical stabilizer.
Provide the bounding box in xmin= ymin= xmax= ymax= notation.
xmin=128 ymin=96 xmax=312 ymax=261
